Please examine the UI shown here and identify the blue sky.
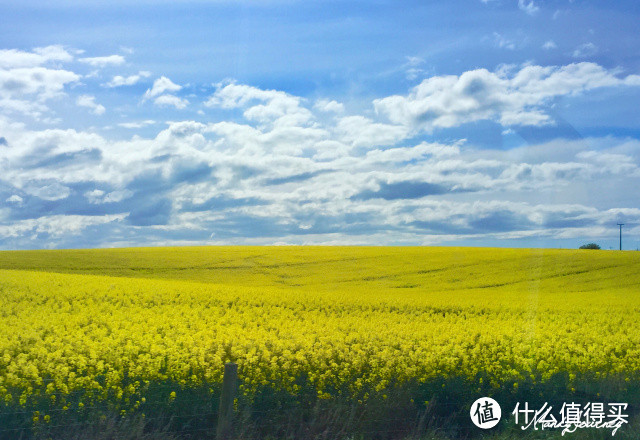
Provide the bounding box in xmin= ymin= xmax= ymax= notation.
xmin=1 ymin=0 xmax=640 ymax=249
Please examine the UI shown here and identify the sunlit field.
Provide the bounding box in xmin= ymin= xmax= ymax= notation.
xmin=1 ymin=246 xmax=639 ymax=439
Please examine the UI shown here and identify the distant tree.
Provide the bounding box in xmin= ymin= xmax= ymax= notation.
xmin=579 ymin=243 xmax=601 ymax=250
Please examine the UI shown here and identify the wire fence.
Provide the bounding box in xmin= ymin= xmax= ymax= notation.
xmin=0 ymin=393 xmax=473 ymax=439
xmin=1 ymin=364 xmax=638 ymax=440
xmin=0 ymin=412 xmax=460 ymax=440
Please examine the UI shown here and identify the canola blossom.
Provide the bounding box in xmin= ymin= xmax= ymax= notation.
xmin=0 ymin=246 xmax=639 ymax=432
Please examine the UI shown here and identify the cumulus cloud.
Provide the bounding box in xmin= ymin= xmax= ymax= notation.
xmin=79 ymin=55 xmax=126 ymax=67
xmin=0 ymin=214 xmax=126 ymax=239
xmin=154 ymin=94 xmax=189 ymax=109
xmin=85 ymin=189 xmax=133 ymax=204
xmin=0 ymin=47 xmax=78 ymax=120
xmin=0 ymin=61 xmax=80 ymax=118
xmin=2 ymin=48 xmax=640 ymax=248
xmin=363 ymin=141 xmax=461 ymax=166
xmin=144 ymin=76 xmax=182 ymax=100
xmin=2 ymin=108 xmax=640 ymax=248
xmin=314 ymin=99 xmax=344 ymax=113
xmin=0 ymin=45 xmax=73 ymax=69
xmin=0 ymin=67 xmax=79 ymax=100
xmin=373 ymin=62 xmax=640 ymax=131
xmin=6 ymin=195 xmax=23 ymax=203
xmin=76 ymin=95 xmax=105 ymax=115
xmin=335 ymin=116 xmax=408 ymax=148
xmin=118 ymin=120 xmax=156 ymax=129
xmin=406 ymin=200 xmax=640 ymax=239
xmin=206 ymin=81 xmax=312 ymax=127
xmin=206 ymin=81 xmax=289 ymax=109
xmin=23 ymin=182 xmax=71 ymax=201
xmin=105 ymin=71 xmax=151 ymax=87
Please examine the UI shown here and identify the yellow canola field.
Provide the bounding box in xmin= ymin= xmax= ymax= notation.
xmin=0 ymin=246 xmax=639 ymax=419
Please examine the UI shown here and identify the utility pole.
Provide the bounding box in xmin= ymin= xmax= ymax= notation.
xmin=617 ymin=223 xmax=624 ymax=251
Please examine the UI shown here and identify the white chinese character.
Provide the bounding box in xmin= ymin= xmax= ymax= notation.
xmin=512 ymin=402 xmax=535 ymax=425
xmin=608 ymin=403 xmax=629 ymax=425
xmin=560 ymin=402 xmax=582 ymax=425
xmin=583 ymin=402 xmax=605 ymax=424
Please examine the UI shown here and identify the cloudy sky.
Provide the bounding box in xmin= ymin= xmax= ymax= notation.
xmin=1 ymin=0 xmax=640 ymax=249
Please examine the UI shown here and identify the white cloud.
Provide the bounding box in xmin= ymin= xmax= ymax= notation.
xmin=518 ymin=0 xmax=539 ymax=15
xmin=79 ymin=55 xmax=126 ymax=67
xmin=404 ymin=56 xmax=427 ymax=80
xmin=314 ymin=99 xmax=344 ymax=113
xmin=0 ymin=67 xmax=80 ymax=100
xmin=206 ymin=81 xmax=287 ymax=108
xmin=154 ymin=94 xmax=189 ymax=109
xmin=24 ymin=182 xmax=71 ymax=201
xmin=0 ymin=98 xmax=48 ymax=119
xmin=0 ymin=214 xmax=126 ymax=239
xmin=406 ymin=56 xmax=424 ymax=66
xmin=84 ymin=189 xmax=104 ymax=202
xmin=105 ymin=71 xmax=151 ymax=87
xmin=1 ymin=46 xmax=640 ymax=248
xmin=542 ymin=40 xmax=557 ymax=50
xmin=406 ymin=68 xmax=424 ymax=81
xmin=576 ymin=150 xmax=639 ymax=175
xmin=572 ymin=42 xmax=598 ymax=58
xmin=363 ymin=141 xmax=461 ymax=166
xmin=493 ymin=32 xmax=516 ymax=50
xmin=144 ymin=76 xmax=182 ymax=100
xmin=0 ymin=65 xmax=80 ymax=118
xmin=0 ymin=45 xmax=73 ymax=69
xmin=373 ymin=62 xmax=640 ymax=131
xmin=76 ymin=95 xmax=105 ymax=115
xmin=6 ymin=195 xmax=23 ymax=203
xmin=206 ymin=82 xmax=313 ymax=127
xmin=85 ymin=189 xmax=133 ymax=204
xmin=2 ymin=106 xmax=639 ymax=247
xmin=336 ymin=116 xmax=408 ymax=148
xmin=118 ymin=120 xmax=156 ymax=129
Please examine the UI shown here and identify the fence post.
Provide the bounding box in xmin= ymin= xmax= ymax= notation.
xmin=217 ymin=362 xmax=238 ymax=440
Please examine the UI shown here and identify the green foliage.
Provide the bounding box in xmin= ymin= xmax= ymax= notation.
xmin=579 ymin=243 xmax=601 ymax=249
